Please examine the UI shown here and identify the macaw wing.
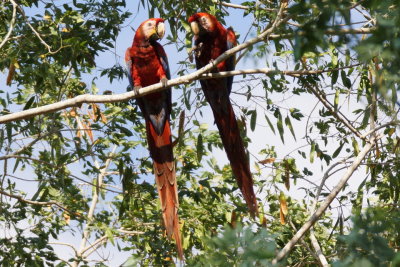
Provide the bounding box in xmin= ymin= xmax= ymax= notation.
xmin=154 ymin=43 xmax=172 ymax=117
xmin=226 ymin=27 xmax=237 ymax=95
xmin=154 ymin=43 xmax=171 ymax=80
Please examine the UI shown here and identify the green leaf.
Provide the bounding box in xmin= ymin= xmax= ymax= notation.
xmin=341 ymin=70 xmax=352 ymax=89
xmin=332 ymin=142 xmax=344 ymax=158
xmin=23 ymin=96 xmax=36 ymax=110
xmin=352 ymin=137 xmax=360 ymax=156
xmin=265 ymin=114 xmax=276 ymax=134
xmin=250 ymin=110 xmax=257 ymax=132
xmin=334 ymin=89 xmax=340 ymax=111
xmin=331 ymin=69 xmax=339 ymax=85
xmin=197 ymin=134 xmax=204 ymax=162
xmin=275 ymin=110 xmax=284 ymax=144
xmin=310 ymin=142 xmax=315 ymax=163
xmin=285 ymin=115 xmax=296 ymax=141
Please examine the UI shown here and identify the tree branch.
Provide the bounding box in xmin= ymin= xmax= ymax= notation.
xmin=0 ymin=189 xmax=78 ymax=215
xmin=12 ymin=0 xmax=63 ymax=54
xmin=269 ymin=27 xmax=375 ymax=40
xmin=219 ymin=1 xmax=276 ymax=11
xmin=0 ymin=131 xmax=53 ymax=160
xmin=73 ymin=145 xmax=117 ymax=267
xmin=0 ymin=0 xmax=17 ymax=50
xmin=272 ymin=134 xmax=381 ymax=264
xmin=305 ymin=83 xmax=364 ymax=139
xmin=0 ymin=62 xmax=359 ymax=124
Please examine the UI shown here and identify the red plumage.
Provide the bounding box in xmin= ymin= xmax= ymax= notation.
xmin=189 ymin=13 xmax=259 ymax=217
xmin=125 ymin=18 xmax=183 ymax=259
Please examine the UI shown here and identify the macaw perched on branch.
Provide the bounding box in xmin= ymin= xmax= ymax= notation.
xmin=125 ymin=18 xmax=183 ymax=259
xmin=188 ymin=13 xmax=259 ymax=217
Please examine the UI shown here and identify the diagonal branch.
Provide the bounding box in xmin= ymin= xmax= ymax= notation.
xmin=0 ymin=131 xmax=53 ymax=160
xmin=272 ymin=134 xmax=381 ymax=264
xmin=305 ymin=83 xmax=364 ymax=139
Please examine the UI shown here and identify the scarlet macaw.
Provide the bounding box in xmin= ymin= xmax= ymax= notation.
xmin=188 ymin=13 xmax=259 ymax=217
xmin=125 ymin=18 xmax=183 ymax=258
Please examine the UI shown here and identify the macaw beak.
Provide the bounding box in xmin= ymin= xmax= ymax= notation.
xmin=190 ymin=21 xmax=200 ymax=36
xmin=156 ymin=22 xmax=165 ymax=39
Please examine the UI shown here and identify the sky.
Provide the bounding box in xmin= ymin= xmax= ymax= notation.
xmin=0 ymin=1 xmax=379 ymax=266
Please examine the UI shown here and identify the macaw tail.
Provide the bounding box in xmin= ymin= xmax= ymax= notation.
xmin=146 ymin=120 xmax=183 ymax=259
xmin=203 ymin=82 xmax=259 ymax=218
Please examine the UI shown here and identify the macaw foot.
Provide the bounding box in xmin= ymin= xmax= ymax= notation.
xmin=195 ymin=42 xmax=203 ymax=58
xmin=160 ymin=77 xmax=168 ymax=88
xmin=133 ymin=85 xmax=142 ymax=95
xmin=188 ymin=46 xmax=198 ymax=63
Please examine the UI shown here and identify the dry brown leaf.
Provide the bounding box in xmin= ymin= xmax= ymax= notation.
xmin=258 ymin=157 xmax=275 ymax=164
xmin=6 ymin=61 xmax=16 ymax=86
xmin=70 ymin=108 xmax=77 ymax=117
xmin=85 ymin=120 xmax=94 ymax=142
xmin=100 ymin=113 xmax=108 ymax=123
xmin=279 ymin=206 xmax=285 ymax=225
xmin=63 ymin=212 xmax=71 ymax=225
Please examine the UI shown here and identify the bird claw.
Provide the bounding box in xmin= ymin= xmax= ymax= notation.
xmin=189 ymin=43 xmax=203 ymax=62
xmin=133 ymin=85 xmax=142 ymax=95
xmin=188 ymin=46 xmax=196 ymax=63
xmin=160 ymin=77 xmax=168 ymax=88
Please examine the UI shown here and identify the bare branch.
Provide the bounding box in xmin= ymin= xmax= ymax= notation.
xmin=309 ymin=229 xmax=329 ymax=266
xmin=49 ymin=242 xmax=78 ymax=256
xmin=0 ymin=0 xmax=17 ymax=50
xmin=272 ymin=135 xmax=381 ymax=264
xmin=0 ymin=132 xmax=53 ymax=160
xmin=73 ymin=145 xmax=117 ymax=267
xmin=0 ymin=61 xmax=359 ymax=124
xmin=269 ymin=27 xmax=375 ymax=40
xmin=219 ymin=1 xmax=276 ymax=11
xmin=199 ymin=64 xmax=361 ymax=79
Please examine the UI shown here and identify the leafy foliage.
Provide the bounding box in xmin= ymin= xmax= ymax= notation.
xmin=0 ymin=0 xmax=399 ymax=266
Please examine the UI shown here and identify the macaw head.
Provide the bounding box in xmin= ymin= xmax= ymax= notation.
xmin=188 ymin=12 xmax=219 ymax=36
xmin=134 ymin=18 xmax=165 ymax=43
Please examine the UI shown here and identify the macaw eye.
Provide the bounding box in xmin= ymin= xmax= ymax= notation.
xmin=148 ymin=22 xmax=152 ymax=26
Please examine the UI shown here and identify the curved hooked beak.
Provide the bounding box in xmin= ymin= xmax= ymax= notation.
xmin=156 ymin=22 xmax=165 ymax=39
xmin=190 ymin=21 xmax=200 ymax=36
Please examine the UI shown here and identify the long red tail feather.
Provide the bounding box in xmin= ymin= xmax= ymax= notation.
xmin=146 ymin=120 xmax=183 ymax=259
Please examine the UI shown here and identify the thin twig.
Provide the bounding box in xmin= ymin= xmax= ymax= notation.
xmin=0 ymin=189 xmax=78 ymax=215
xmin=0 ymin=0 xmax=17 ymax=50
xmin=49 ymin=242 xmax=78 ymax=256
xmin=305 ymin=83 xmax=364 ymax=139
xmin=12 ymin=0 xmax=62 ymax=54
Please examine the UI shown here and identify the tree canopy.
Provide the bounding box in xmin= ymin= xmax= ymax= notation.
xmin=0 ymin=0 xmax=399 ymax=266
